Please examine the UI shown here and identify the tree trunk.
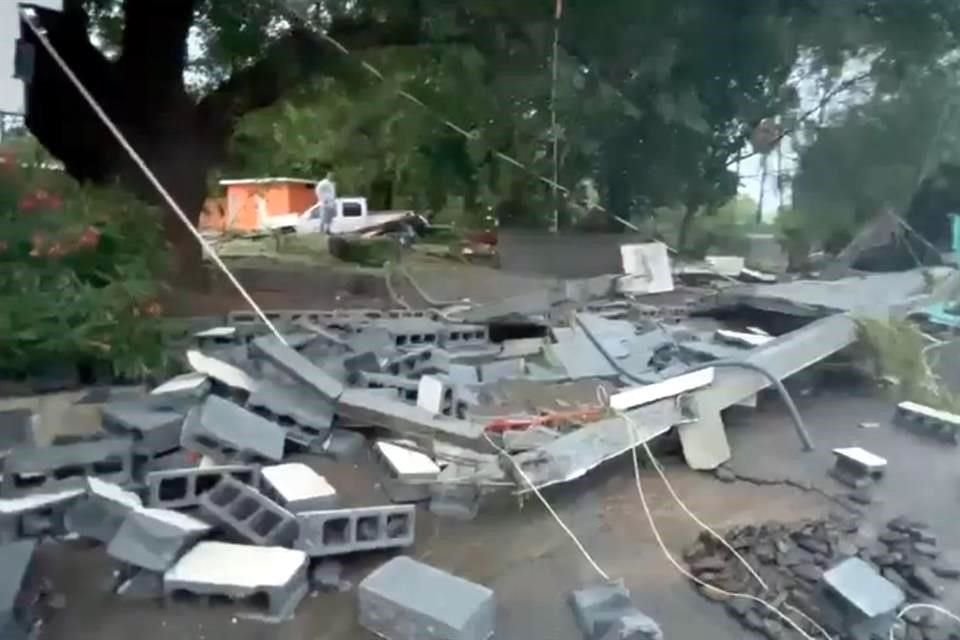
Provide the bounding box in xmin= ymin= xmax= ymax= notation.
xmin=677 ymin=202 xmax=699 ymax=255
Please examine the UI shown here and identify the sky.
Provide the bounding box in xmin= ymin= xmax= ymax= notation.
xmin=0 ymin=0 xmax=63 ymax=115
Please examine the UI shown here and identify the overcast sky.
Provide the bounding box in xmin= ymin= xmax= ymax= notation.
xmin=0 ymin=1 xmax=63 ymax=114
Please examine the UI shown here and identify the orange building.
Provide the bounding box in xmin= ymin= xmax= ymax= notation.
xmin=199 ymin=177 xmax=319 ymax=233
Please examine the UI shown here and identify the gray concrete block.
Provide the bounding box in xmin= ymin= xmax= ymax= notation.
xmin=247 ymin=379 xmax=334 ymax=446
xmin=250 ymin=335 xmax=344 ymax=401
xmin=101 ymin=400 xmax=184 ymax=458
xmin=64 ymin=477 xmax=142 ymax=543
xmin=337 ymin=389 xmax=486 ymax=449
xmin=374 ymin=441 xmax=439 ymax=503
xmin=359 ymin=372 xmax=421 ymax=403
xmin=199 ymin=476 xmax=299 ymax=547
xmin=0 ymin=540 xmax=38 ymax=638
xmin=107 ymin=507 xmax=212 ymax=571
xmin=0 ymin=488 xmax=84 ymax=543
xmin=376 ymin=318 xmax=446 ymax=349
xmin=1 ymin=436 xmax=134 ymax=497
xmin=358 ymin=556 xmax=495 ymax=640
xmin=441 ymin=324 xmax=489 ymax=350
xmin=146 ymin=465 xmax=260 ymax=509
xmin=569 ymin=580 xmax=638 ymax=640
xmin=383 ymin=348 xmax=448 ymax=377
xmin=895 ymin=401 xmax=960 ymax=444
xmin=164 ymin=541 xmax=309 ymax=618
xmin=447 ymin=364 xmax=479 ymax=385
xmin=260 ymin=463 xmax=337 ymax=512
xmin=180 ymin=396 xmax=285 ymax=463
xmin=295 ymin=504 xmax=415 ymax=557
xmin=428 ymin=484 xmax=481 ymax=521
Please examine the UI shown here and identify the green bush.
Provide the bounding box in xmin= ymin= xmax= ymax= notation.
xmin=0 ymin=156 xmax=172 ymax=380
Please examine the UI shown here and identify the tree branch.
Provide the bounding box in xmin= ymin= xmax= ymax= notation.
xmin=725 ymin=70 xmax=874 ymax=167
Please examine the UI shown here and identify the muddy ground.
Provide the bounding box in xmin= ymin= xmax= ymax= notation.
xmin=25 ymin=385 xmax=960 ymax=640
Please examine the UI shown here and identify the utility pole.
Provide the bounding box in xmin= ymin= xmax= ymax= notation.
xmin=549 ymin=0 xmax=563 ymax=233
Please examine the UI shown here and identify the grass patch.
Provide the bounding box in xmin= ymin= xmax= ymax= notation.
xmin=857 ymin=317 xmax=960 ymax=413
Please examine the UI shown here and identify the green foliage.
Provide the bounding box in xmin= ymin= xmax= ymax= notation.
xmin=857 ymin=317 xmax=960 ymax=413
xmin=0 ymin=159 xmax=172 ymax=379
xmin=792 ymin=63 xmax=960 ymax=252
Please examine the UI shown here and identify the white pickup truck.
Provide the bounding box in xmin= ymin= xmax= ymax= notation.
xmin=289 ymin=197 xmax=423 ymax=236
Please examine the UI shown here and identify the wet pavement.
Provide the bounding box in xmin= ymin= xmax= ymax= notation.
xmin=27 ymin=386 xmax=960 ymax=640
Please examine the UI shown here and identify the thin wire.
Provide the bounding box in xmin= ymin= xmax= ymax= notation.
xmin=272 ymin=0 xmax=746 ymax=283
xmin=481 ymin=431 xmax=611 ymax=581
xmin=890 ymin=604 xmax=960 ymax=640
xmin=20 ymin=12 xmax=287 ymax=343
xmin=638 ymin=438 xmax=768 ymax=591
xmin=619 ymin=411 xmax=827 ymax=640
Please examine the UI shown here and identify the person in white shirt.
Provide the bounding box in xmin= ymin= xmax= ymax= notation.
xmin=315 ymin=172 xmax=337 ymax=233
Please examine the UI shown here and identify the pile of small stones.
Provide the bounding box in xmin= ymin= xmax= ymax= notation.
xmin=683 ymin=513 xmax=960 ymax=640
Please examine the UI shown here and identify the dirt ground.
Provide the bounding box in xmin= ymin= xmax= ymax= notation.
xmin=27 ymin=383 xmax=960 ymax=640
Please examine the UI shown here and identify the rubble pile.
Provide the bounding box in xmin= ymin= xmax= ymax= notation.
xmin=685 ymin=515 xmax=960 ymax=640
xmin=1 ymin=263 xmax=955 ymax=637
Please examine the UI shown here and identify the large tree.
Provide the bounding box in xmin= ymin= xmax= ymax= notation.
xmin=20 ymin=0 xmax=960 ymax=269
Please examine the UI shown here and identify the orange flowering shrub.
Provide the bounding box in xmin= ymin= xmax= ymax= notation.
xmin=0 ymin=154 xmax=172 ymax=379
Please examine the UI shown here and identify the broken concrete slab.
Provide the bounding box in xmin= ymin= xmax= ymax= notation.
xmin=249 ymin=335 xmax=344 ymax=402
xmin=180 ymin=395 xmax=285 ymax=463
xmin=199 ymin=476 xmax=299 ymax=547
xmin=337 ymin=388 xmax=487 ymax=450
xmin=294 ymin=504 xmax=415 ymax=557
xmin=1 ymin=435 xmax=134 ymax=497
xmin=358 ymin=556 xmax=495 ymax=640
xmin=146 ymin=464 xmax=260 ymax=509
xmin=261 ymin=463 xmax=337 ymax=512
xmin=101 ymin=400 xmax=184 ymax=458
xmin=163 ymin=541 xmax=309 ymax=618
xmin=502 ymin=426 xmax=561 ymax=452
xmin=610 ymin=367 xmax=714 ymax=411
xmin=149 ymin=372 xmax=210 ymax=400
xmin=679 ymin=313 xmax=858 ymax=470
xmin=511 ymin=398 xmax=692 ymax=491
xmin=107 ymin=507 xmax=212 ymax=571
xmin=186 ymin=349 xmax=258 ymax=394
xmin=0 ymin=488 xmax=84 ymax=543
xmin=64 ymin=477 xmax=142 ymax=543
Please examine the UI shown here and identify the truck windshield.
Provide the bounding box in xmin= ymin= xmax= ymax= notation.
xmin=342 ymin=202 xmax=363 ymax=217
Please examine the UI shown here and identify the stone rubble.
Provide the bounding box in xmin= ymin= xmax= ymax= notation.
xmin=685 ymin=515 xmax=960 ymax=640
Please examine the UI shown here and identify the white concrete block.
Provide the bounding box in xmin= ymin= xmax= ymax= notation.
xmin=261 ymin=463 xmax=337 ymax=512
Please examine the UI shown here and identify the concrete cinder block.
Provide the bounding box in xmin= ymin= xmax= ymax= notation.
xmin=337 ymin=389 xmax=486 ymax=449
xmin=261 ymin=463 xmax=337 ymax=513
xmin=383 ymin=348 xmax=448 ymax=377
xmin=101 ymin=400 xmax=184 ymax=458
xmin=247 ymin=379 xmax=334 ymax=446
xmin=107 ymin=507 xmax=212 ymax=571
xmin=199 ymin=476 xmax=299 ymax=547
xmin=163 ymin=541 xmax=309 ymax=617
xmin=428 ymin=484 xmax=481 ymax=521
xmin=441 ymin=324 xmax=489 ymax=350
xmin=374 ymin=441 xmax=439 ymax=503
xmin=359 ymin=373 xmax=421 ymax=403
xmin=180 ymin=396 xmax=285 ymax=463
xmin=447 ymin=364 xmax=479 ymax=385
xmin=186 ymin=349 xmax=258 ymax=394
xmin=250 ymin=335 xmax=344 ymax=401
xmin=569 ymin=580 xmax=663 ymax=640
xmin=1 ymin=436 xmax=134 ymax=497
xmin=145 ymin=465 xmax=260 ymax=509
xmin=376 ymin=318 xmax=445 ymax=349
xmin=895 ymin=400 xmax=960 ymax=444
xmin=64 ymin=477 xmax=142 ymax=543
xmin=0 ymin=488 xmax=84 ymax=543
xmin=295 ymin=504 xmax=415 ymax=557
xmin=417 ymin=375 xmax=452 ymax=415
xmin=358 ymin=556 xmax=495 ymax=640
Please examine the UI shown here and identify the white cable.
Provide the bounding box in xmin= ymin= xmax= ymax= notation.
xmin=618 ymin=411 xmax=827 ymax=640
xmin=21 ymin=11 xmax=287 ymax=343
xmin=890 ymin=604 xmax=960 ymax=640
xmin=638 ymin=438 xmax=768 ymax=591
xmin=481 ymin=432 xmax=611 ymax=581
